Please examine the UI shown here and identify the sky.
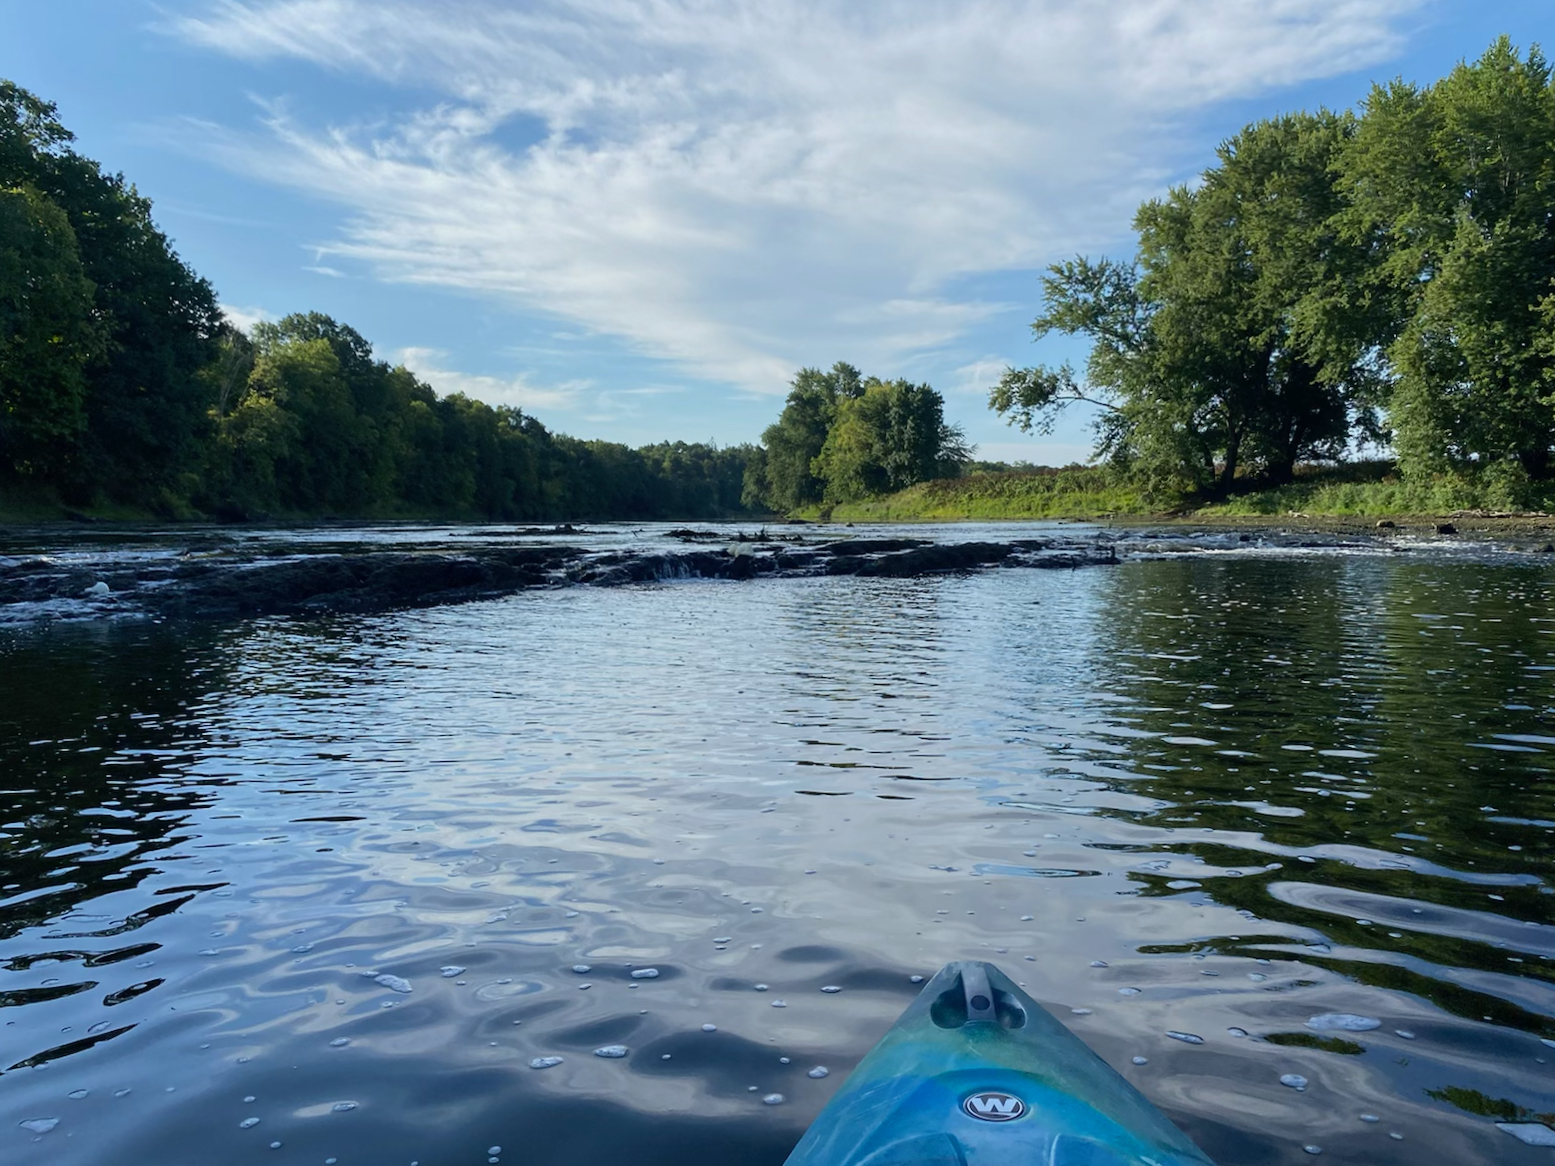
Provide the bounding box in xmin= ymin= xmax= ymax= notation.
xmin=3 ymin=1 xmax=1548 ymax=462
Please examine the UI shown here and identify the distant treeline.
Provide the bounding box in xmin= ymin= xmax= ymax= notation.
xmin=0 ymin=82 xmax=756 ymax=521
xmin=992 ymin=38 xmax=1555 ymax=508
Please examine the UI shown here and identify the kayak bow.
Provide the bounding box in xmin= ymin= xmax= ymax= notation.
xmin=783 ymin=960 xmax=1218 ymax=1166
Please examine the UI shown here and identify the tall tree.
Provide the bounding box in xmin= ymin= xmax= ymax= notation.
xmin=754 ymin=362 xmax=863 ymax=510
xmin=0 ymin=185 xmax=100 ymax=477
xmin=0 ymin=80 xmax=221 ymax=506
xmin=993 ymin=112 xmax=1389 ymax=493
xmin=1342 ymin=37 xmax=1555 ymax=482
xmin=814 ymin=377 xmax=969 ymax=503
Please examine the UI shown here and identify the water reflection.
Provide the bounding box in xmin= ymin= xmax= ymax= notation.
xmin=1 ymin=551 xmax=1552 ymax=1165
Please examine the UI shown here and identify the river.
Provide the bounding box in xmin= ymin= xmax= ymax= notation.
xmin=1 ymin=521 xmax=1552 ymax=1164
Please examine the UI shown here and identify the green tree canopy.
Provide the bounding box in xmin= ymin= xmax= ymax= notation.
xmin=993 ymin=111 xmax=1386 ymax=494
xmin=1342 ymin=37 xmax=1555 ymax=482
xmin=0 ymin=80 xmax=221 ymax=505
xmin=0 ymin=184 xmax=101 ymax=476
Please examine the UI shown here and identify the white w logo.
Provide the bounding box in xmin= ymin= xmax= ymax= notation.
xmin=963 ymin=1091 xmax=1026 ymax=1121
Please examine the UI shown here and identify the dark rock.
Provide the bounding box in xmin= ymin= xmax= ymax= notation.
xmin=1435 ymin=522 xmax=1457 ymax=535
xmin=856 ymin=542 xmax=1014 ymax=577
xmin=820 ymin=538 xmax=931 ymax=556
xmin=1375 ymin=520 xmax=1396 ymax=529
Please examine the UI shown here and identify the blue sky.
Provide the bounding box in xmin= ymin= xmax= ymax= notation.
xmin=4 ymin=1 xmax=1547 ymax=460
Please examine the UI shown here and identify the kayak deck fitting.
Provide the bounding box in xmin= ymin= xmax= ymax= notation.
xmin=784 ymin=960 xmax=1218 ymax=1166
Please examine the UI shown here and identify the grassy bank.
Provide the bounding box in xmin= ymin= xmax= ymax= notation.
xmin=818 ymin=466 xmax=1154 ymax=521
xmin=819 ymin=462 xmax=1555 ymax=523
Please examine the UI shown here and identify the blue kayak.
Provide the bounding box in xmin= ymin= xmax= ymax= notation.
xmin=783 ymin=960 xmax=1218 ymax=1166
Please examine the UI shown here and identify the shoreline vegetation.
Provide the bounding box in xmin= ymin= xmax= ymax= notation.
xmin=5 ymin=38 xmax=1555 ymax=535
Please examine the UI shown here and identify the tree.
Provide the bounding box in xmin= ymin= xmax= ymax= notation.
xmin=0 ymin=80 xmax=222 ymax=506
xmin=0 ymin=185 xmax=100 ymax=476
xmin=757 ymin=362 xmax=863 ymax=511
xmin=993 ymin=112 xmax=1389 ymax=493
xmin=813 ymin=377 xmax=969 ymax=503
xmin=1341 ymin=38 xmax=1555 ymax=483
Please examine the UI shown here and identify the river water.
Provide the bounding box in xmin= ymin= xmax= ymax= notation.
xmin=2 ymin=522 xmax=1553 ymax=1165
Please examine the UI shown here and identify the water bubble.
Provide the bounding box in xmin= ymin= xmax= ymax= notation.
xmin=1248 ymin=973 xmax=1267 ymax=982
xmin=712 ymin=937 xmax=731 ymax=944
xmin=1280 ymin=1074 xmax=1308 ymax=1091
xmin=1132 ymin=1056 xmax=1148 ymax=1066
xmin=1166 ymin=1031 xmax=1204 ymax=1045
xmin=661 ymin=1054 xmax=672 ymax=1060
xmin=1302 ymin=1146 xmax=1322 ymax=1155
xmin=1020 ymin=915 xmax=1033 ymax=921
xmin=763 ymin=1094 xmax=784 ymax=1105
xmin=529 ymin=1057 xmax=563 ymax=1070
xmin=270 ymin=1141 xmax=282 ymax=1149
xmin=754 ymin=983 xmax=769 ymax=991
xmin=1306 ymin=1014 xmax=1380 ymax=1032
xmin=1394 ymin=1029 xmax=1415 ymax=1040
xmin=910 ymin=975 xmax=923 ymax=984
xmin=114 ymin=1089 xmax=131 ymax=1098
xmin=488 ymin=1147 xmax=501 ymax=1156
xmin=771 ymin=1000 xmax=787 ymax=1008
xmin=1119 ymin=988 xmax=1141 ymax=996
xmin=21 ymin=1119 xmax=59 ymax=1134
xmin=1359 ymin=1114 xmax=1379 ymax=1123
xmin=68 ymin=1089 xmax=88 ymax=1100
xmin=292 ymin=943 xmax=314 ymax=953
xmin=240 ymin=1117 xmax=261 ymax=1129
xmin=374 ymin=974 xmax=412 ymax=993
xmin=594 ymin=1045 xmax=629 ymax=1058
xmin=1090 ymin=961 xmax=1109 ymax=968
xmin=330 ymin=1038 xmax=349 ymax=1047
xmin=780 ymin=1057 xmax=790 ymax=1064
xmin=630 ymin=968 xmax=659 ymax=980
xmin=702 ymin=1024 xmax=718 ymax=1032
xmin=820 ymin=985 xmax=841 ymax=994
xmin=245 ymin=1096 xmax=256 ymax=1104
xmin=1071 ymin=1008 xmax=1092 ymax=1016
xmin=1227 ymin=1027 xmax=1249 ymax=1038
xmin=439 ymin=966 xmax=465 ymax=978
xmin=331 ymin=1102 xmax=358 ymax=1113
xmin=572 ymin=965 xmax=591 ymax=974
xmin=808 ymin=1067 xmax=829 ymax=1079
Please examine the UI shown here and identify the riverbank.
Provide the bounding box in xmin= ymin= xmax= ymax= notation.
xmin=814 ymin=463 xmax=1555 ymax=532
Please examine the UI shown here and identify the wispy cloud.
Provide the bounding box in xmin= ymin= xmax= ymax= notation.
xmin=393 ymin=346 xmax=585 ymax=413
xmin=169 ymin=0 xmax=1422 ymax=394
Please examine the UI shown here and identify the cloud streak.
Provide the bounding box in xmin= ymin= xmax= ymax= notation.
xmin=171 ymin=0 xmax=1423 ymax=394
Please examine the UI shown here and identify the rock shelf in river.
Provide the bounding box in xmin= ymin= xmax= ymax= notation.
xmin=0 ymin=535 xmax=1118 ymax=621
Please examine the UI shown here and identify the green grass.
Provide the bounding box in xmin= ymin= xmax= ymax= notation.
xmin=820 ymin=466 xmax=1158 ymax=521
xmin=813 ymin=461 xmax=1555 ymax=523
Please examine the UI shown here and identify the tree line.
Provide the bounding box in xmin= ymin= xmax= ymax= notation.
xmin=742 ymin=362 xmax=970 ymax=513
xmin=0 ymin=82 xmax=756 ymax=521
xmin=991 ymin=37 xmax=1555 ymax=503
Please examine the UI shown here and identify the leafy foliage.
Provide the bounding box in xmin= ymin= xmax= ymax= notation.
xmin=993 ymin=39 xmax=1555 ymax=500
xmin=750 ymin=364 xmax=969 ymax=510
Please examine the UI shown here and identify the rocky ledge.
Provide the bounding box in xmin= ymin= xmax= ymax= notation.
xmin=1 ymin=535 xmax=1118 ymax=621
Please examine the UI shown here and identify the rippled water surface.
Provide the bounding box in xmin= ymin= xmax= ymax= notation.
xmin=3 ymin=524 xmax=1554 ymax=1165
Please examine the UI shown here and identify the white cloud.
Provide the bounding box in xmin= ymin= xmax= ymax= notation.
xmin=394 ymin=346 xmax=586 ymax=413
xmin=220 ymin=302 xmax=272 ymax=332
xmin=171 ymin=0 xmax=1422 ymax=395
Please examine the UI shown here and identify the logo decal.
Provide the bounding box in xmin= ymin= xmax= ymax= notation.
xmin=963 ymin=1091 xmax=1027 ymax=1122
